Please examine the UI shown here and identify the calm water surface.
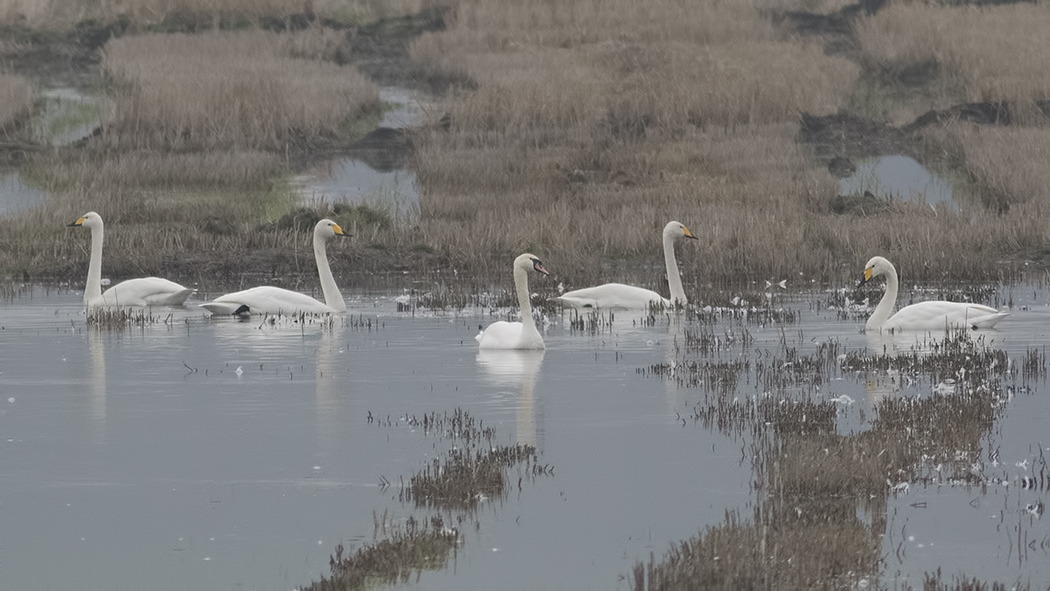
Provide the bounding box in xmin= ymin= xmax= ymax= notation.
xmin=1 ymin=286 xmax=1048 ymax=589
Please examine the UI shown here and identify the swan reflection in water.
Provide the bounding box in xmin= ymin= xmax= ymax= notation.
xmin=859 ymin=327 xmax=987 ymax=407
xmin=476 ymin=350 xmax=545 ymax=448
xmin=316 ymin=317 xmax=348 ymax=453
xmin=87 ymin=328 xmax=107 ymax=442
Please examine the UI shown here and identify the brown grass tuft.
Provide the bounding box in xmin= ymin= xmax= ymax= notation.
xmin=400 ymin=0 xmax=1050 ymax=287
xmin=856 ymin=4 xmax=1050 ymax=110
xmin=943 ymin=123 xmax=1050 ymax=211
xmin=0 ymin=0 xmax=429 ymax=28
xmin=99 ymin=29 xmax=381 ymax=150
xmin=0 ymin=73 xmax=33 ymax=133
xmin=27 ymin=150 xmax=282 ymax=190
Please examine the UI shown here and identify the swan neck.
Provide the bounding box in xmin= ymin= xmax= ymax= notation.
xmin=514 ymin=264 xmax=539 ymax=339
xmin=86 ymin=223 xmax=104 ymax=305
xmin=314 ymin=233 xmax=345 ymax=312
xmin=663 ymin=233 xmax=686 ymax=306
xmin=867 ymin=265 xmax=898 ymax=330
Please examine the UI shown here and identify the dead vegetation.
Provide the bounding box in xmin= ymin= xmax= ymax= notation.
xmin=387 ymin=408 xmax=552 ymax=512
xmin=99 ymin=30 xmax=382 ymax=151
xmin=0 ymin=0 xmax=430 ymax=29
xmin=0 ymin=73 xmax=32 ymax=132
xmin=301 ymin=407 xmax=549 ymax=590
xmin=1 ymin=0 xmax=1050 ymax=291
xmin=303 ymin=514 xmax=459 ymax=591
xmin=637 ymin=329 xmax=1020 ymax=589
xmin=403 ymin=0 xmax=1050 ymax=289
xmin=856 ymin=4 xmax=1050 ymax=113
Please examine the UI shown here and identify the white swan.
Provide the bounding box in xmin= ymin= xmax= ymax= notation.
xmin=68 ymin=212 xmax=195 ymax=308
xmin=554 ymin=221 xmax=698 ymax=309
xmin=200 ymin=219 xmax=348 ymax=316
xmin=476 ymin=253 xmax=549 ymax=350
xmin=861 ymin=256 xmax=1008 ymax=332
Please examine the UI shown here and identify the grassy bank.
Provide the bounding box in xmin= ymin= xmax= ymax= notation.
xmin=0 ymin=0 xmax=429 ymax=29
xmin=2 ymin=0 xmax=1050 ymax=294
xmin=404 ymin=0 xmax=1050 ymax=289
xmin=99 ymin=29 xmax=382 ymax=151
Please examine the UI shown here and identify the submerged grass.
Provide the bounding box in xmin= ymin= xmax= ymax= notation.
xmin=301 ymin=407 xmax=550 ymax=589
xmin=401 ymin=442 xmax=545 ymax=512
xmin=633 ymin=504 xmax=879 ymax=590
xmin=385 ymin=409 xmax=552 ymax=512
xmin=85 ymin=306 xmax=171 ymax=330
xmin=638 ymin=329 xmax=1019 ymax=588
xmin=303 ymin=514 xmax=458 ymax=591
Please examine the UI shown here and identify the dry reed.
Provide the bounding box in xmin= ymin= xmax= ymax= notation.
xmin=5 ymin=0 xmax=1050 ymax=289
xmin=0 ymin=0 xmax=428 ymax=28
xmin=943 ymin=123 xmax=1050 ymax=210
xmin=855 ymin=4 xmax=1050 ymax=111
xmin=27 ymin=150 xmax=282 ymax=190
xmin=404 ymin=0 xmax=864 ymax=286
xmin=0 ymin=73 xmax=33 ymax=132
xmin=100 ymin=29 xmax=381 ymax=150
xmin=400 ymin=0 xmax=1050 ymax=286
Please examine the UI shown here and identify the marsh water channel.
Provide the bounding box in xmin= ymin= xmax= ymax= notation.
xmin=1 ymin=284 xmax=1049 ymax=589
xmin=0 ymin=85 xmax=423 ymax=218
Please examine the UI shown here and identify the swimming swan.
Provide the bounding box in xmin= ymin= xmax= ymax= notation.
xmin=69 ymin=212 xmax=195 ymax=308
xmin=200 ymin=219 xmax=348 ymax=316
xmin=476 ymin=253 xmax=550 ymax=350
xmin=554 ymin=221 xmax=698 ymax=309
xmin=860 ymin=256 xmax=1008 ymax=332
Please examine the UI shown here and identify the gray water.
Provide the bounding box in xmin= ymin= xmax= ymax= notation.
xmin=290 ymin=87 xmax=423 ymax=211
xmin=0 ymin=169 xmax=49 ymax=216
xmin=1 ymin=286 xmax=1049 ymax=589
xmin=839 ymin=155 xmax=961 ymax=212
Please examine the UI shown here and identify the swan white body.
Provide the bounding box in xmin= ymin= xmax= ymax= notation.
xmin=201 ymin=219 xmax=348 ymax=316
xmin=69 ymin=212 xmax=195 ymax=308
xmin=554 ymin=221 xmax=698 ymax=309
xmin=476 ymin=254 xmax=549 ymax=350
xmin=861 ymin=256 xmax=1008 ymax=332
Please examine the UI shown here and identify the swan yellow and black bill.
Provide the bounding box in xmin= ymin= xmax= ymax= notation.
xmin=859 ymin=266 xmax=874 ymax=287
xmin=68 ymin=216 xmax=86 ymax=227
xmin=682 ymin=226 xmax=699 ymax=240
xmin=332 ymin=223 xmax=347 ymax=236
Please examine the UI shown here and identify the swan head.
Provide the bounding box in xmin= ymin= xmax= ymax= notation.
xmin=515 ymin=253 xmax=549 ymax=276
xmin=68 ymin=211 xmax=103 ymax=230
xmin=861 ymin=256 xmax=894 ymax=286
xmin=664 ymin=221 xmax=698 ymax=241
xmin=315 ymin=218 xmax=348 ymax=239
